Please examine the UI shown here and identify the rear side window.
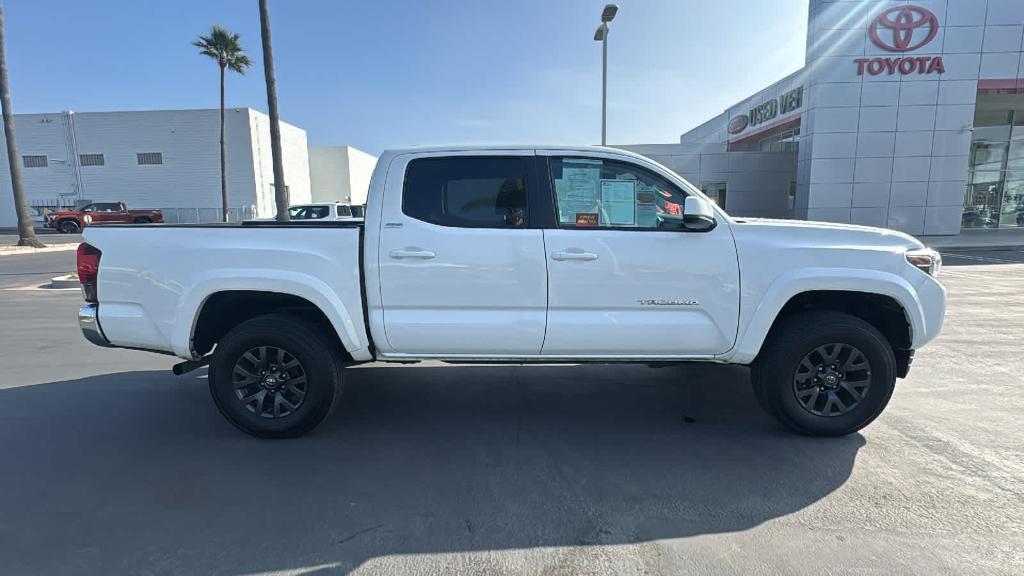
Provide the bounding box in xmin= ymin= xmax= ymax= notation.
xmin=336 ymin=205 xmax=352 ymax=217
xmin=403 ymin=157 xmax=528 ymax=228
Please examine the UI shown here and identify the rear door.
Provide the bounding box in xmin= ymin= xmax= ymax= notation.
xmin=540 ymin=152 xmax=740 ymax=357
xmin=376 ymin=152 xmax=549 ymax=356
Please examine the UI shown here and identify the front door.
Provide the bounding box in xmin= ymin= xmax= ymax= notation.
xmin=541 ymin=154 xmax=740 ymax=357
xmin=377 ymin=153 xmax=548 ymax=356
xmin=91 ymin=203 xmax=123 ymax=224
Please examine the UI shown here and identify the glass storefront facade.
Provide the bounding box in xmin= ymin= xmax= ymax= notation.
xmin=963 ymin=92 xmax=1024 ymax=229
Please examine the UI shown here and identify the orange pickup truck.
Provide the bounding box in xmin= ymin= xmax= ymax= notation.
xmin=45 ymin=202 xmax=163 ymax=233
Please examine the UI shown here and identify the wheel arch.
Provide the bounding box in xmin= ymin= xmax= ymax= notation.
xmin=180 ymin=281 xmax=369 ymax=362
xmin=190 ymin=291 xmax=353 ymax=361
xmin=730 ymin=269 xmax=923 ymax=372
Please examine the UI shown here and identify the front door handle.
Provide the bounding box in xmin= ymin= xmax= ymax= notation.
xmin=551 ymin=250 xmax=599 ymax=262
xmin=389 ymin=249 xmax=436 ymax=260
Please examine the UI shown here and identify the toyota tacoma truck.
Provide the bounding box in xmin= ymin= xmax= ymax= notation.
xmin=46 ymin=202 xmax=163 ymax=233
xmin=76 ymin=146 xmax=945 ymax=438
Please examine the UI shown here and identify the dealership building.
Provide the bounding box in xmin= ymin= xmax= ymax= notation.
xmin=624 ymin=0 xmax=1024 ymax=235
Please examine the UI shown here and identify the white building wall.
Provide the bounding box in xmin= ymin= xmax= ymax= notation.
xmin=309 ymin=147 xmax=349 ymax=203
xmin=308 ymin=146 xmax=377 ymax=205
xmin=0 ymin=108 xmax=309 ymax=226
xmin=345 ymin=147 xmax=377 ymax=205
xmin=247 ymin=109 xmax=311 ymax=218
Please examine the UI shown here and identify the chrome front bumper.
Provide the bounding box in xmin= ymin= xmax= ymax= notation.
xmin=79 ymin=304 xmax=113 ymax=347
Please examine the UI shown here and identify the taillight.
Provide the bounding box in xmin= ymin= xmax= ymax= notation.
xmin=77 ymin=243 xmax=101 ymax=303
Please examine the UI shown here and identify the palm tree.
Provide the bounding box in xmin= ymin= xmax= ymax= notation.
xmin=0 ymin=1 xmax=43 ymax=247
xmin=258 ymin=0 xmax=289 ymax=221
xmin=193 ymin=26 xmax=251 ymax=222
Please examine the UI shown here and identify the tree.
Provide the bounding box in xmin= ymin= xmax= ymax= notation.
xmin=193 ymin=26 xmax=251 ymax=222
xmin=0 ymin=1 xmax=43 ymax=247
xmin=259 ymin=0 xmax=289 ymax=221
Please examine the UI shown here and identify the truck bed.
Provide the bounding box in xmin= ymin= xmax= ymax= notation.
xmin=83 ymin=224 xmax=370 ymax=360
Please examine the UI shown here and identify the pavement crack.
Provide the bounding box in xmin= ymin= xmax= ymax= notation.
xmin=336 ymin=523 xmax=384 ymax=546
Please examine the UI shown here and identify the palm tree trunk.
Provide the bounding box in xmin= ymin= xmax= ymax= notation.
xmin=259 ymin=0 xmax=289 ymax=221
xmin=0 ymin=2 xmax=43 ymax=247
xmin=219 ymin=63 xmax=228 ymax=222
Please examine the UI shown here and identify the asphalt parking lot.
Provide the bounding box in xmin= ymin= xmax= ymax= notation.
xmin=0 ymin=248 xmax=1022 ymax=575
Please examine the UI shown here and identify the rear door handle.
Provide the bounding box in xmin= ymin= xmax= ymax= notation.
xmin=389 ymin=249 xmax=436 ymax=260
xmin=551 ymin=250 xmax=599 ymax=262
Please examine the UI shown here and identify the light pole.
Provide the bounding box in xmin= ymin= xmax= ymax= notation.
xmin=594 ymin=4 xmax=618 ymax=146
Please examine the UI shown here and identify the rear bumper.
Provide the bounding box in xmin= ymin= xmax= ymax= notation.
xmin=79 ymin=304 xmax=113 ymax=347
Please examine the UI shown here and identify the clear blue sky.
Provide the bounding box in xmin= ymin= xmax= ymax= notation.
xmin=4 ymin=0 xmax=809 ymax=155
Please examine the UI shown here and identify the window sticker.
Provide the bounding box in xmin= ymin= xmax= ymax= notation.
xmin=600 ymin=179 xmax=636 ymax=226
xmin=557 ymin=163 xmax=602 ymax=223
xmin=575 ymin=212 xmax=599 ymax=227
xmin=636 ymin=184 xmax=659 ymax=228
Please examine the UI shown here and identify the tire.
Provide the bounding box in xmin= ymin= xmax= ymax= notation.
xmin=751 ymin=309 xmax=896 ymax=437
xmin=58 ymin=220 xmax=81 ymax=234
xmin=132 ymin=217 xmax=152 ymax=224
xmin=209 ymin=313 xmax=344 ymax=438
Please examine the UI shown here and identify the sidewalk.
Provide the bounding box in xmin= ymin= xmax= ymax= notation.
xmin=918 ymin=228 xmax=1024 ymax=250
xmin=0 ymin=242 xmax=79 ymax=257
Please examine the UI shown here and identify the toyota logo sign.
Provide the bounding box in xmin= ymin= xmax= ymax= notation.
xmin=855 ymin=5 xmax=945 ymax=77
xmin=869 ymin=6 xmax=939 ymax=52
xmin=728 ymin=115 xmax=749 ymax=135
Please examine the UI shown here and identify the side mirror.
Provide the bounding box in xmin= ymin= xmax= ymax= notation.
xmin=683 ymin=196 xmax=717 ymax=232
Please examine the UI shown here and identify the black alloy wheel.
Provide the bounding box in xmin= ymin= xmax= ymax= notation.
xmin=232 ymin=345 xmax=309 ymax=419
xmin=792 ymin=343 xmax=872 ymax=417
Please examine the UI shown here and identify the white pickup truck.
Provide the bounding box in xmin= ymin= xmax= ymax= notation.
xmin=77 ymin=146 xmax=945 ymax=438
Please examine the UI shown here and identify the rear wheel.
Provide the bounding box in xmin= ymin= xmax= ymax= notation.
xmin=209 ymin=314 xmax=344 ymax=438
xmin=132 ymin=216 xmax=152 ymax=224
xmin=58 ymin=220 xmax=81 ymax=234
xmin=751 ymin=310 xmax=896 ymax=436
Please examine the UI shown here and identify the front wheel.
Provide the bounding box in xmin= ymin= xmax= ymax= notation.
xmin=751 ymin=310 xmax=896 ymax=436
xmin=209 ymin=314 xmax=344 ymax=438
xmin=58 ymin=220 xmax=81 ymax=234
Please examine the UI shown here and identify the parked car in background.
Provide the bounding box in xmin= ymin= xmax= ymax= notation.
xmin=252 ymin=203 xmax=363 ymax=222
xmin=288 ymin=203 xmax=362 ymax=220
xmin=77 ymin=145 xmax=945 ymax=439
xmin=45 ymin=202 xmax=163 ymax=233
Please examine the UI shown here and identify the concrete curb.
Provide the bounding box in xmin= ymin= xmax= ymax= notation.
xmin=49 ymin=275 xmax=80 ymax=289
xmin=0 ymin=243 xmax=79 ymax=257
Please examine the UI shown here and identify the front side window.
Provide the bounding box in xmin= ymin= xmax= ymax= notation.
xmin=336 ymin=205 xmax=352 ymax=218
xmin=549 ymin=157 xmax=690 ymax=229
xmin=403 ymin=157 xmax=528 ymax=228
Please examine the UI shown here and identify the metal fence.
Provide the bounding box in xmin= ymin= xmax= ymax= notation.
xmin=159 ymin=206 xmax=258 ymax=224
xmin=26 ymin=199 xmax=258 ymax=226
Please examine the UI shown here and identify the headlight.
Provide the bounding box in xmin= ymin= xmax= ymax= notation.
xmin=906 ymin=248 xmax=941 ymax=277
